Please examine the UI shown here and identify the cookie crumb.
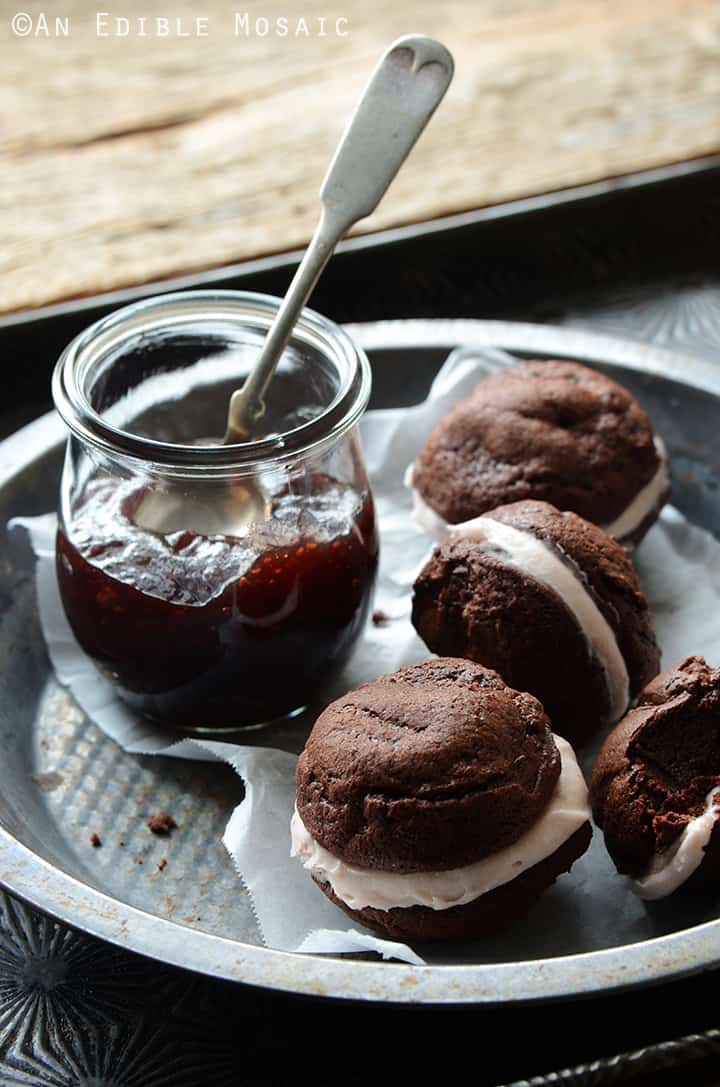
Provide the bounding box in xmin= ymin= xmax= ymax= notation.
xmin=147 ymin=812 xmax=177 ymax=835
xmin=90 ymin=833 xmax=102 ymax=848
xmin=372 ymin=609 xmax=391 ymax=626
xmin=157 ymin=858 xmax=167 ymax=872
xmin=118 ymin=839 xmax=125 ymax=847
xmin=134 ymin=856 xmax=143 ymax=865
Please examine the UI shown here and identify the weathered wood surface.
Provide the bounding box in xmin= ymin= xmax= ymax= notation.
xmin=2 ymin=0 xmax=719 ymax=314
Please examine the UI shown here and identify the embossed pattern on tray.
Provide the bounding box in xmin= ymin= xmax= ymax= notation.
xmin=3 ymin=319 xmax=720 ymax=1009
xmin=33 ymin=683 xmax=255 ymax=943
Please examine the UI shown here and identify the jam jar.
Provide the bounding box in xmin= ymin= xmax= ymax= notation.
xmin=52 ymin=291 xmax=378 ymax=731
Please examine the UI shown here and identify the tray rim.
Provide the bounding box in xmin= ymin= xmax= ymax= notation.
xmin=1 ymin=154 xmax=718 ymax=333
xmin=3 ymin=317 xmax=720 ymax=1005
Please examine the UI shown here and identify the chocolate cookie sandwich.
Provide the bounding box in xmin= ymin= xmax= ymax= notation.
xmin=291 ymin=658 xmax=591 ymax=942
xmin=407 ymin=359 xmax=670 ymax=548
xmin=591 ymin=657 xmax=720 ymax=899
xmin=412 ymin=500 xmax=660 ymax=744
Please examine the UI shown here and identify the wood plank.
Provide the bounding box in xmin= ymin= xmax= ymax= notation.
xmin=2 ymin=0 xmax=719 ymax=313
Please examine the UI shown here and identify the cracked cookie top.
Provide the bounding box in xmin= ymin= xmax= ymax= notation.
xmin=591 ymin=656 xmax=720 ymax=878
xmin=412 ymin=359 xmax=661 ymax=528
xmin=295 ymin=658 xmax=560 ymax=873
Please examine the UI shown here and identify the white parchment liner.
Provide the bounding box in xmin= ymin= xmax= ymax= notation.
xmin=11 ymin=346 xmax=720 ymax=963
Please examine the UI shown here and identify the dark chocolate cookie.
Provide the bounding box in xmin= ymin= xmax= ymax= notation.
xmin=412 ymin=359 xmax=669 ymax=546
xmin=412 ymin=500 xmax=660 ymax=744
xmin=591 ymin=657 xmax=720 ymax=893
xmin=293 ymin=658 xmax=591 ymax=941
xmin=296 ymin=657 xmax=560 ymax=873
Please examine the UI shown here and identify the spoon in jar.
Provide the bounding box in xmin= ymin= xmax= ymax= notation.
xmin=135 ymin=34 xmax=454 ymax=536
xmin=224 ymin=33 xmax=454 ymax=447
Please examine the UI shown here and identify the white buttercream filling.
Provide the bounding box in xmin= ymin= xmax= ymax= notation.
xmin=405 ymin=463 xmax=451 ymax=543
xmin=602 ymin=438 xmax=669 ymax=543
xmin=290 ymin=736 xmax=589 ymax=912
xmin=631 ymin=786 xmax=720 ymax=901
xmin=449 ymin=515 xmax=630 ymax=723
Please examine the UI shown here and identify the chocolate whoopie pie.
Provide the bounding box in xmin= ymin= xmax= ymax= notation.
xmin=412 ymin=500 xmax=660 ymax=745
xmin=591 ymin=657 xmax=720 ymax=899
xmin=291 ymin=658 xmax=591 ymax=942
xmin=409 ymin=359 xmax=670 ymax=548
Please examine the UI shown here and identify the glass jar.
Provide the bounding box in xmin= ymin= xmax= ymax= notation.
xmin=52 ymin=290 xmax=378 ymax=732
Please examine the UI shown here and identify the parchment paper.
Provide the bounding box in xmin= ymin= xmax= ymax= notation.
xmin=12 ymin=346 xmax=720 ymax=964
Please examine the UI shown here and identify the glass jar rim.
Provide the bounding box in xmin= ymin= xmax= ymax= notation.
xmin=52 ymin=289 xmax=372 ymax=471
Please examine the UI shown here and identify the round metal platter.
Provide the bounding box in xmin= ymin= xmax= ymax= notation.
xmin=1 ymin=318 xmax=720 ymax=1005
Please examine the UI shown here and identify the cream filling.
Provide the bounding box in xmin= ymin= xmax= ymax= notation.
xmin=449 ymin=515 xmax=630 ymax=723
xmin=290 ymin=736 xmax=589 ymax=912
xmin=631 ymin=786 xmax=720 ymax=901
xmin=602 ymin=438 xmax=669 ymax=543
xmin=405 ymin=463 xmax=451 ymax=543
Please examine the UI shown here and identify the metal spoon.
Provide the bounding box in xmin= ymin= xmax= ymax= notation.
xmin=135 ymin=34 xmax=454 ymax=537
xmin=224 ymin=33 xmax=455 ymax=446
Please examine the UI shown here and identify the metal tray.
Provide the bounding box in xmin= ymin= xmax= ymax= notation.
xmin=2 ymin=318 xmax=720 ymax=1006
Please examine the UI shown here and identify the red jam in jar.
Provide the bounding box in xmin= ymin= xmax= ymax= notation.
xmin=52 ymin=291 xmax=378 ymax=731
xmin=56 ymin=475 xmax=377 ymax=727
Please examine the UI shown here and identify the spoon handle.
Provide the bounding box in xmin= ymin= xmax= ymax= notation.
xmin=225 ymin=34 xmax=454 ymax=443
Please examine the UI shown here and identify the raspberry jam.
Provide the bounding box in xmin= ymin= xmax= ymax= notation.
xmin=56 ymin=475 xmax=378 ymax=728
xmin=52 ymin=290 xmax=376 ymax=731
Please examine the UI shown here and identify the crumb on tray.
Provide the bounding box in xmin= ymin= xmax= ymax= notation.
xmin=147 ymin=811 xmax=178 ymax=834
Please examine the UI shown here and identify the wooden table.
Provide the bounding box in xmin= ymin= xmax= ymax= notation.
xmin=2 ymin=0 xmax=719 ymax=314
